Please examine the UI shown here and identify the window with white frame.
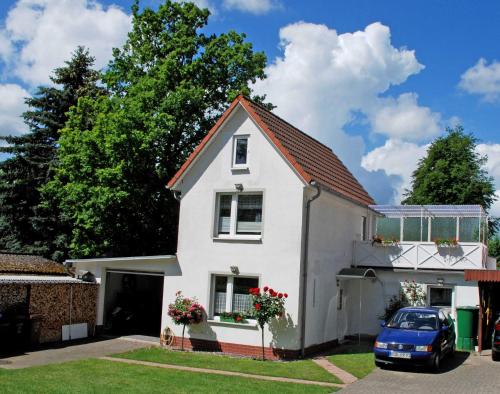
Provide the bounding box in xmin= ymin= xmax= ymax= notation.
xmin=215 ymin=193 xmax=263 ymax=237
xmin=233 ymin=136 xmax=248 ymax=167
xmin=211 ymin=275 xmax=259 ymax=318
xmin=428 ymin=286 xmax=452 ymax=308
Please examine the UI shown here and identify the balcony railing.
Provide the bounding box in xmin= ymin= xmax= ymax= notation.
xmin=353 ymin=241 xmax=488 ymax=271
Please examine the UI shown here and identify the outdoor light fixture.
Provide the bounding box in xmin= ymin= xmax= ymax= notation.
xmin=235 ymin=183 xmax=244 ymax=192
xmin=437 ymin=278 xmax=445 ymax=286
xmin=230 ymin=266 xmax=240 ymax=275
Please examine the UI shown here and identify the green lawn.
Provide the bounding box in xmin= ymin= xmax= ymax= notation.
xmin=114 ymin=347 xmax=341 ymax=384
xmin=326 ymin=343 xmax=375 ymax=379
xmin=0 ymin=359 xmax=334 ymax=394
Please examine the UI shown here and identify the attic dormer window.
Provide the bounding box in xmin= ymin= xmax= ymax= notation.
xmin=233 ymin=136 xmax=248 ymax=168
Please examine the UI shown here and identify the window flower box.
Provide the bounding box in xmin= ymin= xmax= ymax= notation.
xmin=372 ymin=236 xmax=399 ymax=247
xmin=434 ymin=238 xmax=459 ymax=248
xmin=218 ymin=312 xmax=247 ymax=323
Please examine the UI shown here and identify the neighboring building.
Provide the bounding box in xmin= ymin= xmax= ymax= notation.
xmin=70 ymin=95 xmax=494 ymax=358
xmin=0 ymin=253 xmax=98 ymax=347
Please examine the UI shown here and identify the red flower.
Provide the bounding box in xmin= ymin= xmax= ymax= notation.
xmin=263 ymin=286 xmax=269 ymax=292
xmin=235 ymin=316 xmax=242 ymax=322
xmin=278 ymin=293 xmax=283 ymax=298
xmin=255 ymin=303 xmax=261 ymax=310
xmin=284 ymin=293 xmax=288 ymax=298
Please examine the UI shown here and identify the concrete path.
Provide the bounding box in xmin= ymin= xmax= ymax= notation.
xmin=103 ymin=356 xmax=346 ymax=389
xmin=0 ymin=337 xmax=152 ymax=370
xmin=313 ymin=356 xmax=358 ymax=384
xmin=340 ymin=352 xmax=500 ymax=394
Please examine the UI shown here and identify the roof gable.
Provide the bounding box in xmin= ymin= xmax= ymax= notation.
xmin=168 ymin=95 xmax=375 ymax=206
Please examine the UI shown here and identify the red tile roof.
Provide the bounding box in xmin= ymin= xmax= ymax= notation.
xmin=465 ymin=269 xmax=500 ymax=282
xmin=168 ymin=95 xmax=375 ymax=207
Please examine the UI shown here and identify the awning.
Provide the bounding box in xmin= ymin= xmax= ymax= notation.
xmin=465 ymin=269 xmax=500 ymax=282
xmin=336 ymin=267 xmax=377 ymax=280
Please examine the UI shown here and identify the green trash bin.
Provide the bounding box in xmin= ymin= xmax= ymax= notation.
xmin=456 ymin=306 xmax=478 ymax=351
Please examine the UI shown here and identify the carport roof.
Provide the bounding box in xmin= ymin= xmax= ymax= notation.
xmin=465 ymin=269 xmax=500 ymax=282
xmin=65 ymin=255 xmax=177 ymax=265
xmin=0 ymin=274 xmax=91 ymax=284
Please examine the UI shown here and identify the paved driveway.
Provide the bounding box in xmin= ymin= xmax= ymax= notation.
xmin=0 ymin=337 xmax=154 ymax=369
xmin=341 ymin=352 xmax=500 ymax=394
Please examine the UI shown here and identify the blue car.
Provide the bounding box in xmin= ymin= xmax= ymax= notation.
xmin=374 ymin=306 xmax=455 ymax=371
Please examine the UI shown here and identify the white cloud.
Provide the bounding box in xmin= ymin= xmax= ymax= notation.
xmin=371 ymin=93 xmax=441 ymax=141
xmin=459 ymin=58 xmax=500 ymax=102
xmin=253 ymin=21 xmax=437 ymax=203
xmin=0 ymin=0 xmax=131 ymax=86
xmin=361 ymin=139 xmax=428 ymax=202
xmin=0 ymin=84 xmax=30 ymax=137
xmin=253 ymin=22 xmax=425 ymax=160
xmin=223 ymin=0 xmax=281 ymax=14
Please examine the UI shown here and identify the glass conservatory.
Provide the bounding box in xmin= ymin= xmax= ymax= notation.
xmin=353 ymin=205 xmax=490 ymax=270
xmin=372 ymin=205 xmax=488 ymax=244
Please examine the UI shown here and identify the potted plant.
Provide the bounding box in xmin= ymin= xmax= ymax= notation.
xmin=249 ymin=286 xmax=287 ymax=360
xmin=219 ymin=311 xmax=247 ymax=323
xmin=372 ymin=235 xmax=399 ymax=247
xmin=167 ymin=291 xmax=205 ymax=350
xmin=434 ymin=238 xmax=459 ymax=248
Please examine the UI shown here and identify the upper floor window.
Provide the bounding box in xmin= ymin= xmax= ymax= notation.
xmin=233 ymin=136 xmax=248 ymax=167
xmin=215 ymin=192 xmax=263 ymax=237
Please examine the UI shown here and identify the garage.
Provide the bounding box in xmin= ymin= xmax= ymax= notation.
xmin=103 ymin=270 xmax=163 ymax=336
xmin=66 ymin=255 xmax=179 ymax=339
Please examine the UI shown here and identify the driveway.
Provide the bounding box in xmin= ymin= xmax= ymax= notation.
xmin=0 ymin=336 xmax=155 ymax=369
xmin=341 ymin=352 xmax=500 ymax=394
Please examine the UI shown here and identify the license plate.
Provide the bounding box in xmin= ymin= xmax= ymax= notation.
xmin=389 ymin=351 xmax=411 ymax=359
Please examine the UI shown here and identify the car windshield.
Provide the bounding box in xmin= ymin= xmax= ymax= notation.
xmin=387 ymin=311 xmax=439 ymax=331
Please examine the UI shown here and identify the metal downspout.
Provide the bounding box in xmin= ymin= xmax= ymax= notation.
xmin=300 ymin=181 xmax=321 ymax=357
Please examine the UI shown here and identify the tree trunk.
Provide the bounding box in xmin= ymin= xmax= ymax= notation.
xmin=261 ymin=324 xmax=265 ymax=361
xmin=182 ymin=324 xmax=186 ymax=351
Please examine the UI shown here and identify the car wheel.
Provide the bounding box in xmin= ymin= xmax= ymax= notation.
xmin=375 ymin=360 xmax=386 ymax=369
xmin=493 ymin=351 xmax=500 ymax=362
xmin=431 ymin=353 xmax=440 ymax=372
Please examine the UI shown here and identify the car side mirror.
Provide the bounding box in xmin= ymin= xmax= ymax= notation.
xmin=380 ymin=321 xmax=386 ymax=328
xmin=441 ymin=325 xmax=449 ymax=332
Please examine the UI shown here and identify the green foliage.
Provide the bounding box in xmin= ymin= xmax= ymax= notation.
xmin=488 ymin=237 xmax=500 ymax=268
xmin=0 ymin=47 xmax=102 ymax=261
xmin=403 ymin=126 xmax=497 ymax=232
xmin=45 ymin=0 xmax=269 ymax=257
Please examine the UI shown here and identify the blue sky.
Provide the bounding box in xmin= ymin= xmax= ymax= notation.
xmin=1 ymin=0 xmax=500 ymax=212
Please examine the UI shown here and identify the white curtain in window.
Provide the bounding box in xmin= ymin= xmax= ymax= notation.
xmin=214 ymin=292 xmax=226 ymax=314
xmin=232 ymin=293 xmax=252 ymax=313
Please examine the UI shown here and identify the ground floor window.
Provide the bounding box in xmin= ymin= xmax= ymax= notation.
xmin=211 ymin=275 xmax=259 ymax=318
xmin=428 ymin=286 xmax=453 ymax=308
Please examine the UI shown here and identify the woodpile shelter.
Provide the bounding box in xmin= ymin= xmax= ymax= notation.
xmin=0 ymin=253 xmax=98 ymax=350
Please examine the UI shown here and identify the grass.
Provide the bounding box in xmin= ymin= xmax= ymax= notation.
xmin=326 ymin=343 xmax=375 ymax=379
xmin=114 ymin=347 xmax=342 ymax=384
xmin=0 ymin=359 xmax=334 ymax=393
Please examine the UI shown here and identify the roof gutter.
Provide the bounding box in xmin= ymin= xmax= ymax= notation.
xmin=299 ymin=181 xmax=321 ymax=357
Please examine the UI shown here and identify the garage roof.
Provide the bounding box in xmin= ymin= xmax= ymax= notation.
xmin=464 ymin=269 xmax=500 ymax=282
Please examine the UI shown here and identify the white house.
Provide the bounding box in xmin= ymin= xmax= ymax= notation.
xmin=69 ymin=95 xmax=493 ymax=358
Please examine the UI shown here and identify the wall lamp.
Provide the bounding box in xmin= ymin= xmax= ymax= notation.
xmin=235 ymin=183 xmax=244 ymax=192
xmin=230 ymin=266 xmax=240 ymax=275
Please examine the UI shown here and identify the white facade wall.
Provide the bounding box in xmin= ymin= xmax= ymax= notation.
xmin=304 ymin=190 xmax=375 ymax=347
xmin=165 ymin=105 xmax=306 ymax=350
xmin=344 ymin=270 xmax=479 ymax=336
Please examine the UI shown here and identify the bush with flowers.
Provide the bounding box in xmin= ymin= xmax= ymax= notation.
xmin=402 ymin=279 xmax=426 ymax=306
xmin=249 ymin=286 xmax=287 ymax=360
xmin=167 ymin=291 xmax=205 ymax=350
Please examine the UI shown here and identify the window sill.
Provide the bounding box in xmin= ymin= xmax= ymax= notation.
xmin=213 ymin=235 xmax=262 ymax=243
xmin=231 ymin=166 xmax=250 ymax=173
xmin=207 ymin=319 xmax=259 ymax=329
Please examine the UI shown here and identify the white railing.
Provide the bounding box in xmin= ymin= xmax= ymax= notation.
xmin=353 ymin=241 xmax=488 ymax=270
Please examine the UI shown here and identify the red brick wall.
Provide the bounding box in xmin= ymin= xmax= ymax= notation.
xmin=164 ymin=336 xmax=338 ymax=360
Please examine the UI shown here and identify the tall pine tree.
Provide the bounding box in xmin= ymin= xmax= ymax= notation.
xmin=0 ymin=47 xmax=103 ymax=261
